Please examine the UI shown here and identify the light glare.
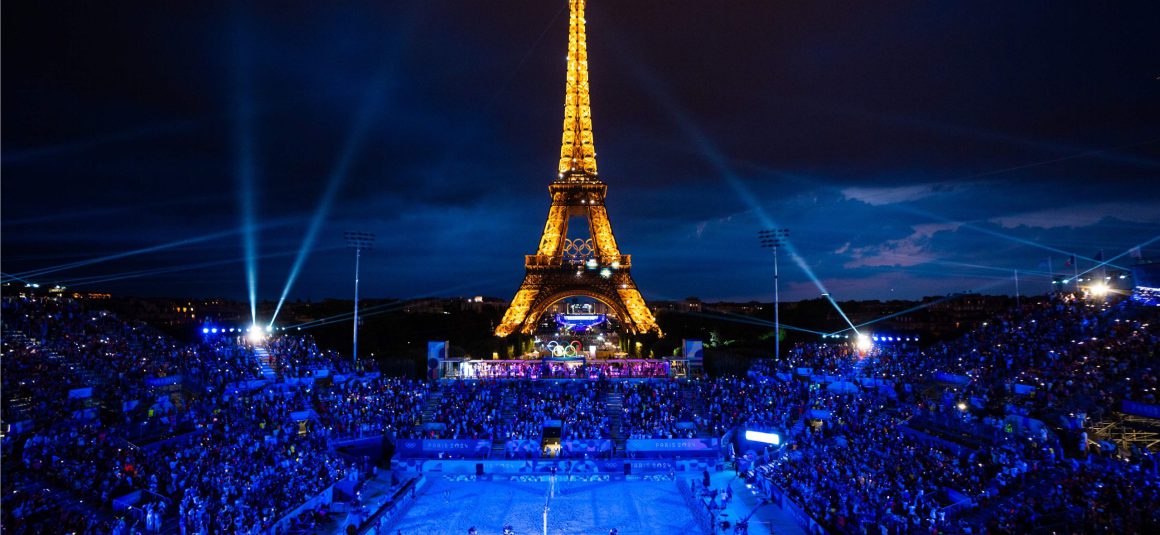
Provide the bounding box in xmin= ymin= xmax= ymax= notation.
xmin=745 ymin=430 xmax=780 ymax=445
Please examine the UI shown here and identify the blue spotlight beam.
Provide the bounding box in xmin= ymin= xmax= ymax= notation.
xmin=610 ymin=45 xmax=861 ymax=334
xmin=949 ymin=137 xmax=1160 ymax=181
xmin=676 ymin=310 xmax=829 ymax=336
xmin=1 ymin=118 xmax=204 ymax=165
xmin=727 ymin=150 xmax=1141 ymax=273
xmin=285 ymin=276 xmax=512 ymax=331
xmin=63 ymin=259 xmax=249 ymax=287
xmin=9 ymin=225 xmax=278 ymax=281
xmin=54 ymin=246 xmax=341 ymax=288
xmin=0 ymin=272 xmax=35 ymax=285
xmin=859 ymin=112 xmax=1160 ymax=171
xmin=827 ymin=277 xmax=1011 ymax=337
xmin=1070 ymin=235 xmax=1159 ymax=282
xmin=889 ymin=202 xmax=1134 ymax=272
xmin=232 ymin=19 xmax=260 ymax=328
xmin=4 ymin=195 xmax=233 ymax=227
xmin=267 ymin=72 xmax=392 ymax=327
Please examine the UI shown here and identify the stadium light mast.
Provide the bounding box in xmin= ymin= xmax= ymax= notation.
xmin=759 ymin=228 xmax=790 ymax=361
xmin=345 ymin=231 xmax=375 ymax=367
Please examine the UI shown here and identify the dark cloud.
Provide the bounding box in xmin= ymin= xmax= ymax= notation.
xmin=3 ymin=1 xmax=1159 ymax=303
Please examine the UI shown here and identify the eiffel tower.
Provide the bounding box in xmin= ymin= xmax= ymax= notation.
xmin=495 ymin=0 xmax=660 ymax=337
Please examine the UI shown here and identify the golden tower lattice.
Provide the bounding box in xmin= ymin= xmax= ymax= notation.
xmin=495 ymin=0 xmax=660 ymax=337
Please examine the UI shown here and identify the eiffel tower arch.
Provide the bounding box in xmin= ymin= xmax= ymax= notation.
xmin=495 ymin=0 xmax=660 ymax=338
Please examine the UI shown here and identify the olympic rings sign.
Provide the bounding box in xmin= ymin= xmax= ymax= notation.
xmin=546 ymin=340 xmax=585 ymax=357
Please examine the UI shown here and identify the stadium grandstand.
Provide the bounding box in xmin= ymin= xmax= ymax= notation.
xmin=2 ymin=291 xmax=1158 ymax=534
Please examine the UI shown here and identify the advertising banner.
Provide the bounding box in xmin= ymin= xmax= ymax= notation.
xmin=68 ymin=387 xmax=93 ymax=399
xmin=683 ymin=339 xmax=703 ymax=363
xmin=1012 ymin=383 xmax=1036 ymax=395
xmin=934 ymin=372 xmax=970 ymax=385
xmin=561 ymin=439 xmax=612 ymax=454
xmin=396 ymin=439 xmax=491 ymax=457
xmin=1123 ymin=401 xmax=1160 ymax=419
xmin=625 ymin=438 xmax=718 ymax=452
xmin=627 ymin=460 xmax=675 ymax=472
xmin=505 ymin=439 xmax=540 ymax=456
xmin=145 ymin=375 xmax=183 ymax=387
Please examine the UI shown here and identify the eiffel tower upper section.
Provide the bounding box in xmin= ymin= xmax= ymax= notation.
xmin=558 ymin=0 xmax=599 ymax=181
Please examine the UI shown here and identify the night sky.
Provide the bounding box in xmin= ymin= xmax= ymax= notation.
xmin=4 ymin=1 xmax=1159 ymax=303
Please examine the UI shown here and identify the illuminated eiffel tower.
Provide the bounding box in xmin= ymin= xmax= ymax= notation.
xmin=495 ymin=0 xmax=660 ymax=337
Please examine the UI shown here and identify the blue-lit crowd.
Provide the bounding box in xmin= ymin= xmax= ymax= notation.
xmin=2 ymin=298 xmax=354 ymax=534
xmin=3 ymin=292 xmax=1159 ymax=534
xmin=749 ymin=294 xmax=1159 ymax=534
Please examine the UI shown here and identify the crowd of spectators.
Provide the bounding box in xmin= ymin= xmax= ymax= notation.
xmin=1 ymin=330 xmax=91 ymax=426
xmin=743 ymin=293 xmax=1160 ymax=534
xmin=556 ymin=382 xmax=610 ymax=440
xmin=990 ymin=457 xmax=1160 ymax=533
xmin=619 ymin=381 xmax=697 ymax=439
xmin=4 ymin=291 xmax=1159 ymax=534
xmin=1 ymin=297 xmax=358 ymax=534
xmin=314 ymin=377 xmax=428 ymax=440
xmin=265 ymin=334 xmax=356 ymax=378
xmin=505 ymin=382 xmax=548 ymax=440
xmin=7 ymin=384 xmax=352 ymax=535
xmin=696 ymin=374 xmax=809 ymax=436
xmin=163 ymin=389 xmax=347 ymax=534
xmin=933 ymin=296 xmax=1158 ymax=420
xmin=423 ymin=382 xmax=505 ymax=439
xmin=499 ymin=381 xmax=610 ymax=442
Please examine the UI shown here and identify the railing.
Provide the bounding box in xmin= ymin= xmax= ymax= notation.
xmin=354 ymin=476 xmax=424 ymax=535
xmin=678 ymin=478 xmax=717 ymax=535
xmin=524 ymin=254 xmax=632 ymax=268
xmin=266 ymin=483 xmax=335 ymax=535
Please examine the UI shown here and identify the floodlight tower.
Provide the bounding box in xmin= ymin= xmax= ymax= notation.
xmin=345 ymin=231 xmax=375 ymax=367
xmin=758 ymin=228 xmax=790 ymax=360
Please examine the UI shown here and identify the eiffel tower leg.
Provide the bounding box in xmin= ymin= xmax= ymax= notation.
xmin=537 ymin=205 xmax=571 ymax=257
xmin=496 ymin=276 xmax=542 ymax=337
xmin=587 ymin=205 xmax=621 ymax=262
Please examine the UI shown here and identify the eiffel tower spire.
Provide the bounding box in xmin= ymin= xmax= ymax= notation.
xmin=558 ymin=0 xmax=598 ymax=179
